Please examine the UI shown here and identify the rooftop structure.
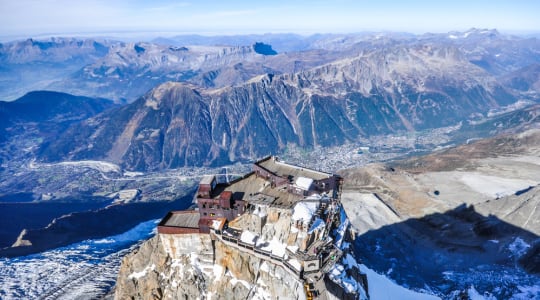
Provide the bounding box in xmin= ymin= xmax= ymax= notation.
xmin=157 ymin=211 xmax=200 ymax=234
xmin=158 ymin=155 xmax=342 ymax=234
xmin=256 ymin=155 xmax=334 ymax=181
xmin=156 ymin=156 xmax=367 ymax=297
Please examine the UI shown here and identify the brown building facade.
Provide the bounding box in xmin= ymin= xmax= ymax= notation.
xmin=196 ymin=175 xmax=247 ymax=233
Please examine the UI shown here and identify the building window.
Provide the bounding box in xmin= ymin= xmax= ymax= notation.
xmin=210 ymin=213 xmax=215 ymax=217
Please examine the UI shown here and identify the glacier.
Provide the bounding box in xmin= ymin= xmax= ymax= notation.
xmin=0 ymin=219 xmax=159 ymax=299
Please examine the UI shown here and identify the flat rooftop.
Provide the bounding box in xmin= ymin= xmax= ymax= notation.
xmin=200 ymin=175 xmax=215 ymax=185
xmin=257 ymin=157 xmax=333 ymax=181
xmin=219 ymin=173 xmax=303 ymax=208
xmin=161 ymin=211 xmax=200 ymax=228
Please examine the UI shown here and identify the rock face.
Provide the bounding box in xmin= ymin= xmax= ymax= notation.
xmin=115 ymin=234 xmax=307 ymax=299
xmin=115 ymin=159 xmax=367 ymax=299
xmin=40 ymin=43 xmax=516 ymax=170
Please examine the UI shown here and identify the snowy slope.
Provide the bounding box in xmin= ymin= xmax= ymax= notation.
xmin=360 ymin=264 xmax=441 ymax=300
xmin=0 ymin=219 xmax=159 ymax=299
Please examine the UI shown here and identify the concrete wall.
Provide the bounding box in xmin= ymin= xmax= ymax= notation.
xmin=159 ymin=233 xmax=213 ymax=258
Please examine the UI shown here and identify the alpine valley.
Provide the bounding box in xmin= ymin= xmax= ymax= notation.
xmin=0 ymin=29 xmax=539 ymax=299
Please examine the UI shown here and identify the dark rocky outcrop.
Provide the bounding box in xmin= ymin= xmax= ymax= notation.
xmin=0 ymin=91 xmax=115 ymax=143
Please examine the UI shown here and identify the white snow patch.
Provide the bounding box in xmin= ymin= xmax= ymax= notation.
xmin=295 ymin=177 xmax=313 ymax=190
xmin=359 ymin=264 xmax=441 ymax=300
xmin=240 ymin=230 xmax=257 ymax=245
xmin=124 ymin=171 xmax=144 ymax=177
xmin=341 ymin=193 xmax=401 ymax=234
xmin=212 ymin=264 xmax=224 ymax=278
xmin=468 ymin=285 xmax=496 ymax=300
xmin=128 ymin=264 xmax=155 ymax=280
xmin=258 ymin=237 xmax=286 ymax=258
xmin=57 ymin=160 xmax=121 ymax=173
xmin=93 ymin=238 xmax=115 ymax=244
xmin=292 ymin=201 xmax=318 ymax=222
xmin=287 ymin=258 xmax=302 ymax=271
xmin=511 ymin=155 xmax=540 ymax=166
xmin=442 ymin=271 xmax=454 ymax=280
xmin=460 ymin=173 xmax=537 ymax=198
xmin=286 ymin=245 xmax=299 ymax=254
xmin=110 ymin=189 xmax=140 ymax=203
xmin=251 ymin=277 xmax=273 ymax=300
xmin=190 ymin=254 xmax=204 ymax=276
xmin=329 ymin=263 xmax=360 ymax=294
xmin=508 ymin=237 xmax=530 ymax=257
xmin=227 ymin=270 xmax=252 ymax=289
xmin=260 ymin=261 xmax=270 ymax=273
xmin=305 ymin=193 xmax=322 ymax=200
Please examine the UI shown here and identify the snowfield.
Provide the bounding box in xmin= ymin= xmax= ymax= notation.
xmin=341 ymin=192 xmax=401 ymax=234
xmin=291 ymin=201 xmax=319 ymax=222
xmin=1 ymin=211 xmax=536 ymax=300
xmin=0 ymin=219 xmax=159 ymax=300
xmin=28 ymin=159 xmax=122 ymax=174
xmin=360 ymin=264 xmax=441 ymax=300
xmin=56 ymin=160 xmax=122 ymax=173
xmin=460 ymin=173 xmax=537 ymax=199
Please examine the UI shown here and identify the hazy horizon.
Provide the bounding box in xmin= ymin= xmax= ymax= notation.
xmin=1 ymin=0 xmax=539 ymax=42
xmin=2 ymin=28 xmax=540 ymax=44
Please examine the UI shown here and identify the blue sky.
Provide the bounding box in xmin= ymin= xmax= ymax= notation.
xmin=1 ymin=0 xmax=539 ymax=38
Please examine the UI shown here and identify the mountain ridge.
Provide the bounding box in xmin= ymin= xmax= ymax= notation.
xmin=39 ymin=42 xmax=518 ymax=170
xmin=3 ymin=28 xmax=539 ymax=103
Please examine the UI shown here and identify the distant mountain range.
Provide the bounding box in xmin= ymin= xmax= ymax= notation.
xmin=1 ymin=29 xmax=539 ymax=171
xmin=0 ymin=38 xmax=111 ymax=101
xmin=2 ymin=28 xmax=539 ymax=102
xmin=40 ymin=42 xmax=518 ymax=170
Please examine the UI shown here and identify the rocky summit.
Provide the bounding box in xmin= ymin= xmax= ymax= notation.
xmin=115 ymin=157 xmax=369 ymax=299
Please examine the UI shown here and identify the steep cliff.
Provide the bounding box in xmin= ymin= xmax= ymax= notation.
xmin=115 ymin=229 xmax=368 ymax=299
xmin=115 ymin=196 xmax=368 ymax=299
xmin=115 ymin=233 xmax=307 ymax=299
